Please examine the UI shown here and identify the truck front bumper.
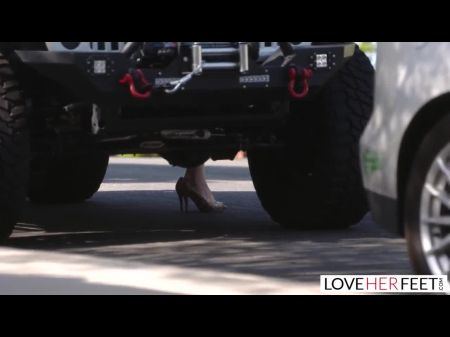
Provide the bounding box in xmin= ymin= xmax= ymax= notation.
xmin=13 ymin=44 xmax=356 ymax=106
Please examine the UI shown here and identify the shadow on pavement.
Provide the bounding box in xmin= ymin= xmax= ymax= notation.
xmin=7 ymin=195 xmax=410 ymax=282
xmin=5 ymin=160 xmax=411 ymax=283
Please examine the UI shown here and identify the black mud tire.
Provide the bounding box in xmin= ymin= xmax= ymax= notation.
xmin=28 ymin=152 xmax=109 ymax=203
xmin=0 ymin=53 xmax=29 ymax=240
xmin=248 ymin=46 xmax=374 ymax=229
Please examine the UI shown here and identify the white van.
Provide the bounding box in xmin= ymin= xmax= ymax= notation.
xmin=361 ymin=42 xmax=450 ymax=275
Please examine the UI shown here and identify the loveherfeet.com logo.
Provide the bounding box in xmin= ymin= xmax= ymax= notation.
xmin=320 ymin=275 xmax=449 ymax=293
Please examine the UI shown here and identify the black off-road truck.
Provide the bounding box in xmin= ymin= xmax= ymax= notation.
xmin=0 ymin=42 xmax=374 ymax=240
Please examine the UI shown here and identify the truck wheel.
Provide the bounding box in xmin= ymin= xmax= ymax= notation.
xmin=28 ymin=152 xmax=109 ymax=203
xmin=404 ymin=114 xmax=450 ymax=275
xmin=248 ymin=46 xmax=374 ymax=229
xmin=0 ymin=53 xmax=29 ymax=240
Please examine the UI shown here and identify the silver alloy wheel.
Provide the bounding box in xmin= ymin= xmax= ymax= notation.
xmin=420 ymin=142 xmax=450 ymax=275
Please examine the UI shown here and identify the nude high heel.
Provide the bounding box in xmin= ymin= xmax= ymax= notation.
xmin=175 ymin=177 xmax=226 ymax=213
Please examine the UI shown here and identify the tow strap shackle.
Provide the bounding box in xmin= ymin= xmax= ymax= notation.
xmin=119 ymin=69 xmax=153 ymax=100
xmin=288 ymin=66 xmax=313 ymax=100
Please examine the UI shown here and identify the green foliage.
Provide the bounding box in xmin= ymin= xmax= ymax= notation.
xmin=359 ymin=42 xmax=376 ymax=53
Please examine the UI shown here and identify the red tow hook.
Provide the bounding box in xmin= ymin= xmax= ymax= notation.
xmin=119 ymin=69 xmax=152 ymax=100
xmin=288 ymin=66 xmax=313 ymax=99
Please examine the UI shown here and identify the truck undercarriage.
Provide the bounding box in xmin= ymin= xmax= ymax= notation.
xmin=0 ymin=42 xmax=374 ymax=240
xmin=11 ymin=43 xmax=355 ymax=160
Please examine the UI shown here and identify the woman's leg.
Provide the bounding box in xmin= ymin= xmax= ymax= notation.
xmin=184 ymin=164 xmax=216 ymax=204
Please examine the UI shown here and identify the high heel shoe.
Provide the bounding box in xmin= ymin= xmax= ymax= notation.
xmin=175 ymin=177 xmax=226 ymax=213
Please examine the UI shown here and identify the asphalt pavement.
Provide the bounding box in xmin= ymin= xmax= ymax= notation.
xmin=0 ymin=157 xmax=411 ymax=294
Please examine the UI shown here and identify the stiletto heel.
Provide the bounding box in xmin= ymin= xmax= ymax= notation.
xmin=175 ymin=177 xmax=226 ymax=213
xmin=178 ymin=194 xmax=183 ymax=212
xmin=176 ymin=178 xmax=185 ymax=212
